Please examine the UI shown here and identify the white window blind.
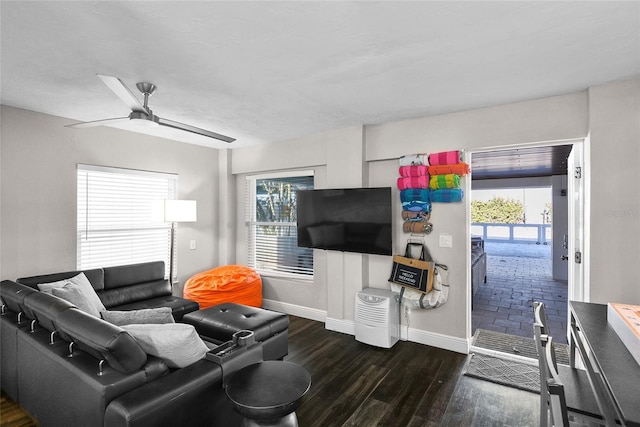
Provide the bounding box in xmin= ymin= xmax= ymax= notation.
xmin=77 ymin=164 xmax=177 ymax=277
xmin=246 ymin=172 xmax=314 ymax=278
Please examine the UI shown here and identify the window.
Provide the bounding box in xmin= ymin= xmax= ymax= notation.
xmin=246 ymin=171 xmax=314 ymax=278
xmin=77 ymin=164 xmax=177 ymax=277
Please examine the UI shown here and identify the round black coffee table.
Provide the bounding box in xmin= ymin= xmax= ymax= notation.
xmin=225 ymin=361 xmax=311 ymax=427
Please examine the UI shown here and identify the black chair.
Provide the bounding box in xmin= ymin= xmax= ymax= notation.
xmin=533 ymin=301 xmax=604 ymax=427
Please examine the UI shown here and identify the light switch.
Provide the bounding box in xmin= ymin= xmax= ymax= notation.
xmin=189 ymin=240 xmax=196 ymax=250
xmin=439 ymin=233 xmax=453 ymax=248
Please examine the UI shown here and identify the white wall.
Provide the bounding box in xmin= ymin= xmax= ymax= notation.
xmin=363 ymin=92 xmax=588 ymax=350
xmin=0 ymin=106 xmax=220 ymax=295
xmin=587 ymin=78 xmax=640 ymax=304
xmin=2 ymin=77 xmax=638 ymax=353
xmin=364 ymin=91 xmax=588 ymax=162
xmin=230 ymin=81 xmax=640 ymax=350
xmin=230 ymin=90 xmax=592 ymax=353
xmin=232 ymin=126 xmax=364 ymax=321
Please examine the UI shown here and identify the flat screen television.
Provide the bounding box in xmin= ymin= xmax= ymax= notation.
xmin=296 ymin=187 xmax=392 ymax=256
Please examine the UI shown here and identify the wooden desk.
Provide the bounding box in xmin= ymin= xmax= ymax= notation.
xmin=569 ymin=301 xmax=640 ymax=427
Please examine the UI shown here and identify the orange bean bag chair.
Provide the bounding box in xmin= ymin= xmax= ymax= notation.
xmin=183 ymin=265 xmax=262 ymax=309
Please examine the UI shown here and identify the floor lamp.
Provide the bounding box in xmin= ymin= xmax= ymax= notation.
xmin=157 ymin=199 xmax=197 ymax=285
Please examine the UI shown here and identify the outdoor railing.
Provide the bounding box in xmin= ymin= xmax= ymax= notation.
xmin=471 ymin=223 xmax=552 ymax=245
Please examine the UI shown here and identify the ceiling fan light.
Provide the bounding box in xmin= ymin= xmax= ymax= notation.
xmin=129 ymin=111 xmax=159 ymax=127
xmin=132 ymin=117 xmax=159 ymax=128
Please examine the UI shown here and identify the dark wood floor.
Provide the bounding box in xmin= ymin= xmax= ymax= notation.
xmin=0 ymin=391 xmax=38 ymax=427
xmin=285 ymin=316 xmax=540 ymax=427
xmin=1 ymin=316 xmax=540 ymax=427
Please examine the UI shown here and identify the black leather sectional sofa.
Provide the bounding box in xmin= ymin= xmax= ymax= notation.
xmin=0 ymin=261 xmax=289 ymax=427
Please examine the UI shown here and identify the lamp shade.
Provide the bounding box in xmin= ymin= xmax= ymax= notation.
xmin=153 ymin=199 xmax=197 ymax=222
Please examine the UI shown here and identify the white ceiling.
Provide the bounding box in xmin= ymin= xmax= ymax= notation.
xmin=2 ymin=1 xmax=639 ymax=149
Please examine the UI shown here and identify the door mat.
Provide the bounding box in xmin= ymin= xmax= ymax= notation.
xmin=472 ymin=329 xmax=570 ymax=365
xmin=463 ymin=353 xmax=540 ymax=393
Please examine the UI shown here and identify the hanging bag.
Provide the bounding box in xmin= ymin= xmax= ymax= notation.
xmin=388 ymin=242 xmax=436 ymax=293
xmin=389 ymin=242 xmax=450 ymax=309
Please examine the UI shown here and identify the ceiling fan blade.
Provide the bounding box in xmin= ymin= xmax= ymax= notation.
xmin=97 ymin=74 xmax=146 ymax=113
xmin=158 ymin=117 xmax=236 ymax=143
xmin=65 ymin=117 xmax=130 ymax=128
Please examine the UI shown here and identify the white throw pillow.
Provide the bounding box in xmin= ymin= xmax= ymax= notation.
xmin=122 ymin=323 xmax=209 ymax=369
xmin=52 ymin=283 xmax=102 ymax=318
xmin=38 ymin=273 xmax=106 ymax=314
xmin=36 ymin=279 xmax=70 ymax=294
xmin=102 ymin=308 xmax=175 ymax=326
xmin=67 ymin=273 xmax=107 ymax=312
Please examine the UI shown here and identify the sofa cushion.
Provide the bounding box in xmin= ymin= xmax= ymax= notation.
xmin=104 ymin=359 xmax=236 ymax=427
xmin=56 ymin=308 xmax=148 ymax=374
xmin=23 ymin=291 xmax=75 ymax=333
xmin=108 ymin=295 xmax=200 ymax=321
xmin=0 ymin=280 xmax=37 ymax=319
xmin=122 ymin=323 xmax=209 ymax=369
xmin=42 ymin=273 xmax=107 ymax=315
xmin=17 ymin=268 xmax=105 ymax=292
xmin=101 ymin=307 xmax=175 ymax=326
xmin=99 ymin=280 xmax=173 ymax=309
xmin=52 ymin=282 xmax=102 ymax=318
xmin=34 ymin=278 xmax=68 ymax=293
xmin=103 ymin=261 xmax=166 ymax=290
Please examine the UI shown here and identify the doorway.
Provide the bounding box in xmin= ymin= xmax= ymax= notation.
xmin=468 ymin=141 xmax=584 ymax=353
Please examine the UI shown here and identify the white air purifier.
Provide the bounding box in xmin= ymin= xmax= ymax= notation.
xmin=355 ymin=288 xmax=399 ymax=348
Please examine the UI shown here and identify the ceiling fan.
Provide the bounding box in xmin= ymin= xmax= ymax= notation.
xmin=66 ymin=74 xmax=235 ymax=143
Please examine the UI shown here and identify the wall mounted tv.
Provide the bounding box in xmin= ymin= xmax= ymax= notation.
xmin=296 ymin=187 xmax=392 ymax=256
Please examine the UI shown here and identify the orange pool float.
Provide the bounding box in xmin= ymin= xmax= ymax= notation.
xmin=183 ymin=265 xmax=262 ymax=309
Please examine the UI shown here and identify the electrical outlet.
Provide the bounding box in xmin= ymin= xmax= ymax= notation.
xmin=439 ymin=233 xmax=453 ymax=248
xmin=189 ymin=240 xmax=196 ymax=250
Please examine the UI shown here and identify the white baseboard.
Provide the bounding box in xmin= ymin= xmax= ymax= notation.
xmin=262 ymin=298 xmax=327 ymax=323
xmin=263 ymin=299 xmax=470 ymax=354
xmin=402 ymin=326 xmax=471 ymax=354
xmin=326 ymin=316 xmax=470 ymax=354
xmin=325 ymin=317 xmax=355 ymax=335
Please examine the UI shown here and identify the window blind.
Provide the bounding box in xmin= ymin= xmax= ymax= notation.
xmin=77 ymin=164 xmax=177 ymax=277
xmin=246 ymin=172 xmax=314 ymax=278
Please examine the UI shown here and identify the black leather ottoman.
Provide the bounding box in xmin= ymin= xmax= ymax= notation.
xmin=182 ymin=303 xmax=289 ymax=361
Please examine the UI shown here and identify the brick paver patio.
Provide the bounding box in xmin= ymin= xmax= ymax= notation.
xmin=472 ymin=242 xmax=569 ymax=344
